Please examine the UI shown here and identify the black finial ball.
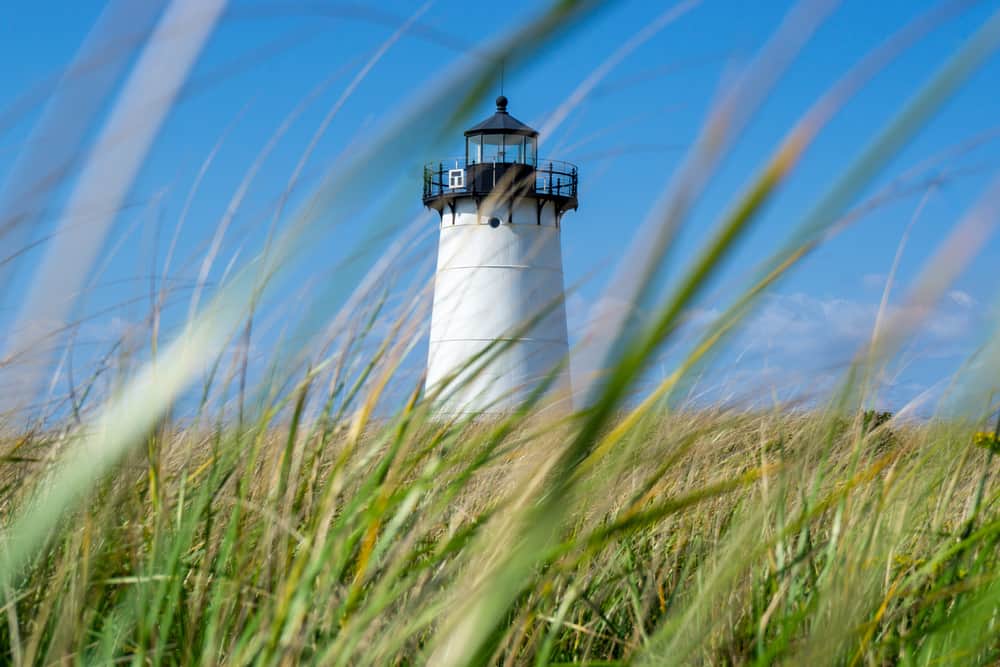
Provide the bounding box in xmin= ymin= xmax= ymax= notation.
xmin=496 ymin=95 xmax=508 ymax=111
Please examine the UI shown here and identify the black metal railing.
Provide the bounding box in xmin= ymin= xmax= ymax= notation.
xmin=423 ymin=158 xmax=578 ymax=202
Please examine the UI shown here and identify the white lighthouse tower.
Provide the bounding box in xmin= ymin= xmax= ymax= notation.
xmin=423 ymin=95 xmax=578 ymax=414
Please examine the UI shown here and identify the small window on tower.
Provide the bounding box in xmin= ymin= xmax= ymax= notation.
xmin=448 ymin=169 xmax=465 ymax=189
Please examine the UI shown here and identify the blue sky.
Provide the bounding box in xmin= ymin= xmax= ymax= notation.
xmin=2 ymin=0 xmax=999 ymax=416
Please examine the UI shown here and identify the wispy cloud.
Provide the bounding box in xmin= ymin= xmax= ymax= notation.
xmin=744 ymin=291 xmax=979 ymax=355
xmin=666 ymin=290 xmax=983 ymax=411
xmin=947 ymin=289 xmax=976 ymax=308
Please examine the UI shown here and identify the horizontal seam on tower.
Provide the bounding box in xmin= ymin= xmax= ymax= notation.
xmin=440 ymin=223 xmax=560 ymax=227
xmin=436 ymin=265 xmax=563 ymax=272
xmin=429 ymin=337 xmax=568 ymax=344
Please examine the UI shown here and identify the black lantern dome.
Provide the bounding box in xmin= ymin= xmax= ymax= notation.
xmin=423 ymin=96 xmax=578 ymax=219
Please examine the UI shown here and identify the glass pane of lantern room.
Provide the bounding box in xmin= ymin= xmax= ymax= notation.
xmin=481 ymin=134 xmax=503 ymax=163
xmin=525 ymin=138 xmax=536 ymax=165
xmin=467 ymin=136 xmax=481 ymax=164
xmin=504 ymin=135 xmax=523 ymax=163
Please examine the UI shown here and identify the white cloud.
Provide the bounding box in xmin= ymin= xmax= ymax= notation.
xmin=948 ymin=289 xmax=976 ymax=309
xmin=577 ymin=286 xmax=985 ymax=412
xmin=742 ymin=292 xmax=979 ymax=353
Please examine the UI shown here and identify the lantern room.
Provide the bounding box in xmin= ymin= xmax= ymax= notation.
xmin=465 ymin=95 xmax=538 ymax=165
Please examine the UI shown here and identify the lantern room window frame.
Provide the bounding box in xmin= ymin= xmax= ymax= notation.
xmin=466 ymin=134 xmax=536 ymax=166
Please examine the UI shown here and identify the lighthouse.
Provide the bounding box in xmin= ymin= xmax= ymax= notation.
xmin=423 ymin=95 xmax=578 ymax=414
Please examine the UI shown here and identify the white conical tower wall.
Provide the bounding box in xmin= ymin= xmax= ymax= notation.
xmin=426 ymin=197 xmax=571 ymax=414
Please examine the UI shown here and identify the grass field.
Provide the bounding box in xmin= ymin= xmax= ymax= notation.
xmin=3 ymin=1 xmax=1000 ymax=664
xmin=1 ymin=405 xmax=999 ymax=664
